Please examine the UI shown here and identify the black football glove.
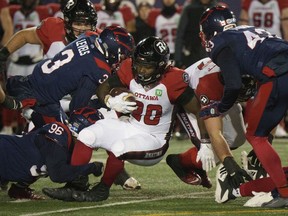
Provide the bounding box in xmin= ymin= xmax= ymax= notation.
xmin=0 ymin=47 xmax=10 ymax=74
xmin=92 ymin=161 xmax=104 ymax=177
xmin=223 ymin=156 xmax=252 ymax=188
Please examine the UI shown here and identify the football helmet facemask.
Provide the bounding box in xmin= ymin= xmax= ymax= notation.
xmin=199 ymin=6 xmax=236 ymax=48
xmin=63 ymin=0 xmax=98 ymax=42
xmin=132 ymin=36 xmax=170 ymax=86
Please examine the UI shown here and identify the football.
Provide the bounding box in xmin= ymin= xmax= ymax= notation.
xmin=109 ymin=87 xmax=136 ymax=102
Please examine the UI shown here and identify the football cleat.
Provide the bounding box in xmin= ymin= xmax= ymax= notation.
xmin=166 ymin=154 xmax=203 ymax=187
xmin=42 ymin=175 xmax=90 ymax=201
xmin=215 ymin=165 xmax=236 ymax=203
xmin=261 ymin=197 xmax=288 ymax=208
xmin=72 ymin=181 xmax=110 ymax=202
xmin=0 ymin=181 xmax=8 ymax=191
xmin=244 ymin=192 xmax=273 ymax=207
xmin=42 ymin=187 xmax=75 ymax=201
xmin=114 ymin=170 xmax=141 ymax=190
xmin=122 ymin=177 xmax=141 ymax=190
xmin=241 ymin=150 xmax=268 ymax=180
xmin=197 ymin=169 xmax=213 ymax=189
xmin=8 ymin=183 xmax=45 ymax=200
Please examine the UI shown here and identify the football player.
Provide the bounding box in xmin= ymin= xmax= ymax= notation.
xmin=41 ymin=36 xmax=238 ymax=202
xmin=199 ymin=6 xmax=288 ymax=207
xmin=0 ymin=106 xmax=104 ymax=200
xmin=1 ymin=25 xmax=140 ymax=195
xmin=0 ymin=0 xmax=139 ymax=195
xmin=167 ymin=57 xmax=255 ymax=189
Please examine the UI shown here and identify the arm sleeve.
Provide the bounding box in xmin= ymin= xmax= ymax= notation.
xmin=215 ymin=47 xmax=242 ymax=113
xmin=36 ymin=135 xmax=98 ymax=183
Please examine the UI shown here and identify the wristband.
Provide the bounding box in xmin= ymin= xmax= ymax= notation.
xmin=0 ymin=47 xmax=10 ymax=61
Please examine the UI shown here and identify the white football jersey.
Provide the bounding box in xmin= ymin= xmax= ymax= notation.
xmin=155 ymin=13 xmax=180 ymax=54
xmin=247 ymin=0 xmax=282 ymax=37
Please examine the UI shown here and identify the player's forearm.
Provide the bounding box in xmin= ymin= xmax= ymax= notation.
xmin=4 ymin=27 xmax=41 ymax=54
xmin=0 ymin=7 xmax=13 ymax=46
xmin=204 ymin=117 xmax=233 ymax=162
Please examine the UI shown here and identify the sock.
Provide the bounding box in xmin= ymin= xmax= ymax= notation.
xmin=101 ymin=152 xmax=124 ymax=187
xmin=71 ymin=140 xmax=93 ymax=165
xmin=179 ymin=147 xmax=202 ymax=169
xmin=247 ymin=136 xmax=287 ymax=189
xmin=239 ymin=177 xmax=275 ymax=196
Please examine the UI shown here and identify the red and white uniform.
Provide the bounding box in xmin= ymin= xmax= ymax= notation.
xmin=36 ymin=17 xmax=67 ymax=58
xmin=95 ymin=5 xmax=135 ymax=30
xmin=8 ymin=6 xmax=42 ymax=77
xmin=185 ymin=57 xmax=246 ymax=149
xmin=78 ymin=58 xmax=189 ymax=166
xmin=242 ymin=0 xmax=288 ymax=38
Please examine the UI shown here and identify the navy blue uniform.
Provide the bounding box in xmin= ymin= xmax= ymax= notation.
xmin=0 ymin=122 xmax=99 ymax=184
xmin=208 ymin=26 xmax=288 ymax=136
xmin=6 ymin=32 xmax=110 ymax=122
xmin=208 ymin=25 xmax=288 ymax=192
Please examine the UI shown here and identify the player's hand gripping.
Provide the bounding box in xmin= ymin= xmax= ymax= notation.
xmin=105 ymin=92 xmax=137 ymax=114
xmin=223 ymin=156 xmax=252 ymax=188
xmin=196 ymin=139 xmax=216 ymax=172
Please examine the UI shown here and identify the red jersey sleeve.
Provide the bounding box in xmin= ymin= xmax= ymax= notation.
xmin=116 ymin=58 xmax=134 ymax=87
xmin=279 ymin=0 xmax=288 ymax=9
xmin=195 ymin=73 xmax=224 ymax=107
xmin=241 ymin=0 xmax=252 ymax=11
xmin=36 ymin=17 xmax=66 ymax=54
xmin=162 ymin=67 xmax=190 ymax=104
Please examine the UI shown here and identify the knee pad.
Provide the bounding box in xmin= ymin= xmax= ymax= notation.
xmin=111 ymin=140 xmax=125 ymax=158
xmin=78 ymin=129 xmax=97 ymax=148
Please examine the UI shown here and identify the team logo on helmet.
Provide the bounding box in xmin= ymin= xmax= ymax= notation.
xmin=154 ymin=40 xmax=167 ymax=54
xmin=65 ymin=0 xmax=76 ymax=11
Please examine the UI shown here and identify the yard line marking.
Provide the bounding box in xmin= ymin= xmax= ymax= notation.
xmin=20 ymin=192 xmax=213 ymax=216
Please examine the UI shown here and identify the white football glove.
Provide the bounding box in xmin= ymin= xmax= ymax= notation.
xmin=105 ymin=92 xmax=137 ymax=114
xmin=196 ymin=141 xmax=216 ymax=172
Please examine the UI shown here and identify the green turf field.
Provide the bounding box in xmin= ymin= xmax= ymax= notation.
xmin=0 ymin=138 xmax=287 ymax=216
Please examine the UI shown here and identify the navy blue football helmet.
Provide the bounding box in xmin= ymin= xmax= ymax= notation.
xmin=97 ymin=26 xmax=135 ymax=66
xmin=199 ymin=6 xmax=236 ymax=47
xmin=132 ymin=36 xmax=170 ymax=86
xmin=63 ymin=0 xmax=98 ymax=42
xmin=68 ymin=107 xmax=104 ymax=137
